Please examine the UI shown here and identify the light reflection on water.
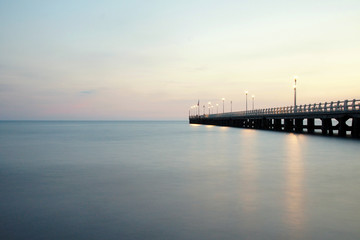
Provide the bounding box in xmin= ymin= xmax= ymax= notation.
xmin=239 ymin=129 xmax=258 ymax=214
xmin=284 ymin=134 xmax=305 ymax=239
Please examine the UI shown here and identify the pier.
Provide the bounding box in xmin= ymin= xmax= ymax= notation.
xmin=189 ymin=99 xmax=360 ymax=138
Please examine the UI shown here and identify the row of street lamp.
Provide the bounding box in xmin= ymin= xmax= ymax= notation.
xmin=189 ymin=94 xmax=255 ymax=117
xmin=190 ymin=94 xmax=255 ymax=116
xmin=190 ymin=77 xmax=297 ymax=117
xmin=244 ymin=91 xmax=256 ymax=112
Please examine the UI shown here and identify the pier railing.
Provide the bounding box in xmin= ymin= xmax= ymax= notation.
xmin=191 ymin=99 xmax=360 ymax=118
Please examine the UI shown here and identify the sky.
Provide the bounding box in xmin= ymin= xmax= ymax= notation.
xmin=1 ymin=0 xmax=360 ymax=120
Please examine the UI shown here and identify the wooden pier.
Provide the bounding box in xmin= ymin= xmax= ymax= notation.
xmin=189 ymin=99 xmax=360 ymax=138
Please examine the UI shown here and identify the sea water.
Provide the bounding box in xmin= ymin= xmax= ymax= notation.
xmin=0 ymin=121 xmax=359 ymax=240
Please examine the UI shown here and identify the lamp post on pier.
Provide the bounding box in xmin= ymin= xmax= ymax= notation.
xmin=231 ymin=101 xmax=232 ymax=112
xmin=245 ymin=91 xmax=248 ymax=114
xmin=216 ymin=104 xmax=219 ymax=114
xmin=208 ymin=102 xmax=211 ymax=115
xmin=222 ymin=98 xmax=225 ymax=113
xmin=294 ymin=76 xmax=297 ymax=113
xmin=197 ymin=102 xmax=199 ymax=116
xmin=252 ymin=95 xmax=255 ymax=110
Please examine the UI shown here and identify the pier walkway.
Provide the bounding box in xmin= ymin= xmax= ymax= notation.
xmin=189 ymin=99 xmax=360 ymax=138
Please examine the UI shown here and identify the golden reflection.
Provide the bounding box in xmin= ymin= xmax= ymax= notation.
xmin=242 ymin=129 xmax=257 ymax=136
xmin=190 ymin=124 xmax=201 ymax=127
xmin=205 ymin=125 xmax=215 ymax=128
xmin=219 ymin=126 xmax=229 ymax=131
xmin=240 ymin=132 xmax=258 ymax=213
xmin=284 ymin=134 xmax=305 ymax=239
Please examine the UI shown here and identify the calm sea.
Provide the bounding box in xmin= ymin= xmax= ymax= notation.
xmin=1 ymin=121 xmax=359 ymax=240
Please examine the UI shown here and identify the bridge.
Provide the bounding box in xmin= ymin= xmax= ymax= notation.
xmin=189 ymin=99 xmax=360 ymax=138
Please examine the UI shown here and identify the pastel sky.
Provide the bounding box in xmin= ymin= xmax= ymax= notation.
xmin=1 ymin=0 xmax=359 ymax=120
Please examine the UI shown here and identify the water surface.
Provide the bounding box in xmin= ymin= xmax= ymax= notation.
xmin=1 ymin=121 xmax=359 ymax=240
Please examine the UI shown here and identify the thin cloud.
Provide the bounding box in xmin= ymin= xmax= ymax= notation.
xmin=79 ymin=90 xmax=96 ymax=95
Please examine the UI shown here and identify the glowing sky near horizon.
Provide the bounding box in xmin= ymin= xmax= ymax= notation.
xmin=1 ymin=0 xmax=360 ymax=120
